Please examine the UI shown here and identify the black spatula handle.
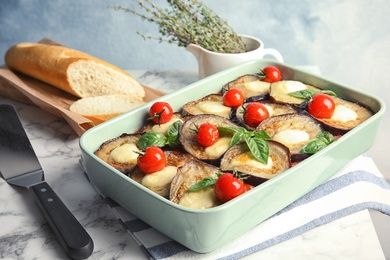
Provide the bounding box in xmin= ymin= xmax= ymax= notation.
xmin=29 ymin=181 xmax=94 ymax=259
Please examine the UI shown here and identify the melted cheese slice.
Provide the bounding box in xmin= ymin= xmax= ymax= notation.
xmin=273 ymin=129 xmax=310 ymax=146
xmin=263 ymin=104 xmax=274 ymax=116
xmin=231 ymin=152 xmax=273 ymax=169
xmin=141 ymin=166 xmax=177 ymax=187
xmin=110 ymin=143 xmax=140 ymax=163
xmin=179 ymin=186 xmax=217 ymax=209
xmin=204 ymin=137 xmax=231 ymax=157
xmin=151 ymin=119 xmax=182 ymax=136
xmin=284 ymin=81 xmax=307 ymax=92
xmin=331 ymin=105 xmax=357 ymax=122
xmin=244 ymin=81 xmax=270 ymax=93
xmin=196 ymin=101 xmax=231 ymax=117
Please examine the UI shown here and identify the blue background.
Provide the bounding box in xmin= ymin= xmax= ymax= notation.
xmin=1 ymin=0 xmax=389 ymax=174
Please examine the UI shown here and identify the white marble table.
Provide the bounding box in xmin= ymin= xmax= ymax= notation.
xmin=0 ymin=70 xmax=386 ymax=259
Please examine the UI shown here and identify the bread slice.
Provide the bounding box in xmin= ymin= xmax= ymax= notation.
xmin=5 ymin=42 xmax=145 ymax=100
xmin=69 ymin=95 xmax=145 ymax=125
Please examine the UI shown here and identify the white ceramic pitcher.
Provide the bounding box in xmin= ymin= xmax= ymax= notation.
xmin=186 ymin=34 xmax=284 ymax=79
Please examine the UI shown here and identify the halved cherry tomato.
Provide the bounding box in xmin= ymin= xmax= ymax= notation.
xmin=137 ymin=146 xmax=166 ymax=174
xmin=223 ymin=88 xmax=245 ymax=108
xmin=307 ymin=94 xmax=336 ymax=119
xmin=149 ymin=101 xmax=173 ymax=124
xmin=244 ymin=102 xmax=270 ymax=127
xmin=196 ymin=123 xmax=219 ymax=147
xmin=261 ymin=66 xmax=282 ymax=83
xmin=214 ymin=173 xmax=245 ymax=202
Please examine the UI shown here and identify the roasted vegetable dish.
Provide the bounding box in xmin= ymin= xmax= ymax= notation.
xmin=95 ymin=66 xmax=373 ymax=209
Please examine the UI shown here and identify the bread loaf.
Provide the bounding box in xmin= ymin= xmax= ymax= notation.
xmin=4 ymin=42 xmax=145 ymax=100
xmin=69 ymin=95 xmax=145 ymax=125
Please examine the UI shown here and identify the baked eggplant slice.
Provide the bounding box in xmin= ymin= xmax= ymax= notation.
xmin=179 ymin=114 xmax=238 ymax=162
xmin=234 ymin=101 xmax=297 ymax=130
xmin=170 ymin=159 xmax=221 ymax=209
xmin=220 ymin=141 xmax=290 ymax=186
xmin=256 ymin=113 xmax=323 ymax=157
xmin=270 ymin=80 xmax=320 ymax=106
xmin=221 ymin=74 xmax=270 ymax=101
xmin=307 ymin=96 xmax=374 ymax=135
xmin=129 ymin=151 xmax=195 ymax=198
xmin=95 ymin=133 xmax=142 ymax=173
xmin=182 ymin=94 xmax=232 ymax=118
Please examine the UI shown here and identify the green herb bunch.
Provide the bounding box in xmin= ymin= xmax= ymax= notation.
xmin=112 ymin=0 xmax=247 ymax=53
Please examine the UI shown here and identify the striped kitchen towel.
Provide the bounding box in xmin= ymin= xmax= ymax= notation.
xmin=84 ymin=154 xmax=390 ymax=259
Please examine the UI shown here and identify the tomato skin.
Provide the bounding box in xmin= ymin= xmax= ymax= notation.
xmin=214 ymin=173 xmax=245 ymax=202
xmin=307 ymin=94 xmax=336 ymax=119
xmin=196 ymin=123 xmax=219 ymax=147
xmin=137 ymin=146 xmax=166 ymax=174
xmin=149 ymin=101 xmax=173 ymax=124
xmin=261 ymin=66 xmax=282 ymax=83
xmin=223 ymin=88 xmax=245 ymax=108
xmin=244 ymin=183 xmax=254 ymax=192
xmin=244 ymin=103 xmax=270 ymax=127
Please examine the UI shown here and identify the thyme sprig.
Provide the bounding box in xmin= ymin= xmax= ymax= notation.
xmin=112 ymin=0 xmax=246 ymax=53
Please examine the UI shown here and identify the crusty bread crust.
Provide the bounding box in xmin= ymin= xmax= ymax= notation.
xmin=5 ymin=42 xmax=145 ymax=99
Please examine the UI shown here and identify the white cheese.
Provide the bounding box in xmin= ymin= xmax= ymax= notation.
xmin=179 ymin=186 xmax=217 ymax=209
xmin=141 ymin=166 xmax=177 ymax=187
xmin=331 ymin=105 xmax=357 ymax=122
xmin=204 ymin=137 xmax=231 ymax=157
xmin=263 ymin=104 xmax=274 ymax=116
xmin=196 ymin=101 xmax=231 ymax=118
xmin=151 ymin=119 xmax=182 ymax=136
xmin=244 ymin=81 xmax=270 ymax=93
xmin=231 ymin=152 xmax=273 ymax=169
xmin=110 ymin=143 xmax=140 ymax=163
xmin=273 ymin=129 xmax=310 ymax=146
xmin=284 ymin=81 xmax=307 ymax=92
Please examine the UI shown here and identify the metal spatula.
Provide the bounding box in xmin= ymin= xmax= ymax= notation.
xmin=0 ymin=104 xmax=93 ymax=259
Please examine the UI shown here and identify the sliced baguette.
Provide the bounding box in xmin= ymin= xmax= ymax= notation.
xmin=5 ymin=42 xmax=145 ymax=100
xmin=69 ymin=95 xmax=145 ymax=125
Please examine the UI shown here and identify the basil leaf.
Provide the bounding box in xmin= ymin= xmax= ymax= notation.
xmin=300 ymin=139 xmax=327 ymax=154
xmin=289 ymin=89 xmax=318 ymax=99
xmin=321 ymin=90 xmax=337 ymax=96
xmin=230 ymin=132 xmax=245 ymax=146
xmin=300 ymin=131 xmax=336 ymax=154
xmin=253 ymin=129 xmax=271 ymax=140
xmin=167 ymin=120 xmax=182 ymax=137
xmin=137 ymin=132 xmax=167 ymax=150
xmin=188 ymin=177 xmax=217 ymax=191
xmin=289 ymin=89 xmax=337 ymax=100
xmin=166 ymin=120 xmax=182 ymax=147
xmin=317 ymin=131 xmax=336 ymax=145
xmin=245 ymin=136 xmax=269 ymax=164
xmin=218 ymin=126 xmax=244 ymax=135
xmin=218 ymin=126 xmax=270 ymax=163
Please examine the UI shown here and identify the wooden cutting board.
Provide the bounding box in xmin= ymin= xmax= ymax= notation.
xmin=0 ymin=40 xmax=164 ymax=136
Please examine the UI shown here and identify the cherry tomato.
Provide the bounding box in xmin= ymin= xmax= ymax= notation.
xmin=196 ymin=123 xmax=219 ymax=147
xmin=307 ymin=94 xmax=336 ymax=119
xmin=214 ymin=173 xmax=245 ymax=202
xmin=223 ymin=88 xmax=245 ymax=107
xmin=137 ymin=146 xmax=166 ymax=174
xmin=244 ymin=183 xmax=254 ymax=192
xmin=244 ymin=102 xmax=270 ymax=127
xmin=149 ymin=101 xmax=173 ymax=124
xmin=261 ymin=66 xmax=282 ymax=83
